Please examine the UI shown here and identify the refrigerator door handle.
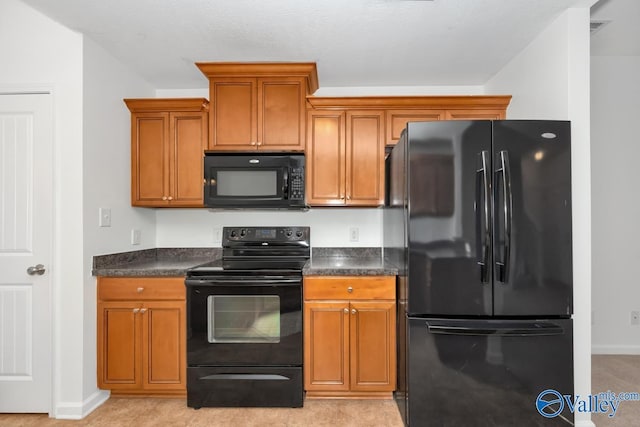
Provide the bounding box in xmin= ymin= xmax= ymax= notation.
xmin=475 ymin=150 xmax=491 ymax=283
xmin=496 ymin=150 xmax=513 ymax=282
xmin=426 ymin=320 xmax=565 ymax=336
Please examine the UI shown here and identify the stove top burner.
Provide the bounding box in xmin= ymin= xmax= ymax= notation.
xmin=186 ymin=226 xmax=310 ymax=276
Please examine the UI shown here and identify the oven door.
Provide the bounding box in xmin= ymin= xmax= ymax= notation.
xmin=185 ymin=275 xmax=302 ymax=366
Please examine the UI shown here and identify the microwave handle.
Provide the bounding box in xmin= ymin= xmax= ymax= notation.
xmin=283 ymin=169 xmax=289 ymax=199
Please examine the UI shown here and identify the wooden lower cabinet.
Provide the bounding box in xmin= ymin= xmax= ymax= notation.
xmin=304 ymin=276 xmax=396 ymax=398
xmin=97 ymin=277 xmax=186 ymax=396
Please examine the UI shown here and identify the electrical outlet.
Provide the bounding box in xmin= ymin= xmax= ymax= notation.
xmin=349 ymin=227 xmax=359 ymax=242
xmin=631 ymin=311 xmax=640 ymax=326
xmin=99 ymin=207 xmax=111 ymax=227
xmin=131 ymin=229 xmax=141 ymax=245
xmin=213 ymin=227 xmax=222 ymax=243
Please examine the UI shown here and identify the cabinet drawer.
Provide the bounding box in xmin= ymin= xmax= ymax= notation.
xmin=98 ymin=277 xmax=185 ymax=301
xmin=304 ymin=276 xmax=395 ymax=300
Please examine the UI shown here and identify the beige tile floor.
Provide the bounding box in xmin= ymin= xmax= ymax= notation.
xmin=0 ymin=398 xmax=403 ymax=427
xmin=1 ymin=355 xmax=637 ymax=426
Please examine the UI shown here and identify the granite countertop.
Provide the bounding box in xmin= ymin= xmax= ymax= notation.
xmin=92 ymin=247 xmax=397 ymax=277
xmin=92 ymin=248 xmax=221 ymax=277
xmin=302 ymin=248 xmax=398 ymax=276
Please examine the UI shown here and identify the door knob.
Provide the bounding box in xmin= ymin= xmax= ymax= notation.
xmin=27 ymin=264 xmax=46 ymax=275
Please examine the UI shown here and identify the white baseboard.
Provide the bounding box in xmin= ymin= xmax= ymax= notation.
xmin=54 ymin=389 xmax=110 ymax=419
xmin=575 ymin=419 xmax=596 ymax=427
xmin=591 ymin=345 xmax=640 ymax=355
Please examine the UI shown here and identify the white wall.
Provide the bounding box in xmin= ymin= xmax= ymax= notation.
xmin=156 ymin=208 xmax=383 ymax=248
xmin=591 ymin=55 xmax=640 ymax=354
xmin=487 ymin=7 xmax=593 ymax=427
xmin=82 ymin=37 xmax=156 ymax=407
xmin=0 ymin=0 xmax=86 ymax=418
xmin=1 ymin=0 xmax=160 ymax=418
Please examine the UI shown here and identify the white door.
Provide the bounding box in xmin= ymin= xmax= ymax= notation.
xmin=0 ymin=93 xmax=53 ymax=413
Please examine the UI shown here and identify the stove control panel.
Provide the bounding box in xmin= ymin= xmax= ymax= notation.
xmin=223 ymin=226 xmax=310 ymax=245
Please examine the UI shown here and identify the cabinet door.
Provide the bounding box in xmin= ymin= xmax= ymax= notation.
xmin=209 ymin=78 xmax=257 ymax=150
xmin=346 ymin=110 xmax=385 ymax=206
xmin=258 ymin=77 xmax=306 ymax=151
xmin=97 ymin=302 xmax=143 ymax=390
xmin=386 ymin=110 xmax=444 ymax=145
xmin=349 ymin=300 xmax=396 ymax=392
xmin=131 ymin=112 xmax=170 ymax=206
xmin=306 ymin=111 xmax=346 ymax=205
xmin=169 ymin=112 xmax=207 ymax=206
xmin=304 ymin=301 xmax=350 ymax=392
xmin=142 ymin=301 xmax=186 ymax=391
xmin=445 ymin=110 xmax=505 ymax=120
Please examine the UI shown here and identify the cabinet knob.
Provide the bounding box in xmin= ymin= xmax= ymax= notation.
xmin=167 ymin=196 xmax=173 ymax=201
xmin=133 ymin=308 xmax=140 ymax=313
xmin=162 ymin=196 xmax=168 ymax=201
xmin=347 ymin=286 xmax=353 ymax=293
xmin=250 ymin=142 xmax=257 ymax=146
xmin=257 ymin=142 xmax=263 ymax=146
xmin=140 ymin=308 xmax=147 ymax=314
xmin=347 ymin=195 xmax=351 ymax=201
xmin=343 ymin=308 xmax=349 ymax=314
xmin=352 ymin=309 xmax=357 ymax=315
xmin=137 ymin=287 xmax=144 ymax=293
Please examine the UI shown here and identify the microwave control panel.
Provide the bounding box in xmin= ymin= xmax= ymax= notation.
xmin=289 ymin=167 xmax=305 ymax=200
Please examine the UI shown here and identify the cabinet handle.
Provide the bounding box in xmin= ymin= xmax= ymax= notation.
xmin=343 ymin=308 xmax=349 ymax=314
xmin=352 ymin=309 xmax=357 ymax=314
xmin=347 ymin=286 xmax=353 ymax=293
xmin=347 ymin=195 xmax=351 ymax=201
xmin=133 ymin=308 xmax=140 ymax=313
xmin=136 ymin=287 xmax=144 ymax=293
xmin=140 ymin=308 xmax=147 ymax=314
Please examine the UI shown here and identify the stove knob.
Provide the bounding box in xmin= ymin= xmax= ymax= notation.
xmin=230 ymin=230 xmax=237 ymax=238
xmin=296 ymin=230 xmax=303 ymax=238
xmin=240 ymin=229 xmax=246 ymax=237
xmin=285 ymin=229 xmax=293 ymax=238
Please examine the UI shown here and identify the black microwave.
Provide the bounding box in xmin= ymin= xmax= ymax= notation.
xmin=203 ymin=152 xmax=306 ymax=209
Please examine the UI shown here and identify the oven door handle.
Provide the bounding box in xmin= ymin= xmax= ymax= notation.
xmin=185 ymin=278 xmax=302 ymax=286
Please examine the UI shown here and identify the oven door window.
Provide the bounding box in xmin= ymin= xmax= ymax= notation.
xmin=207 ymin=295 xmax=280 ymax=343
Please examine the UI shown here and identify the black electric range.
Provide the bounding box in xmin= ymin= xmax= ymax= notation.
xmin=184 ymin=226 xmax=310 ymax=408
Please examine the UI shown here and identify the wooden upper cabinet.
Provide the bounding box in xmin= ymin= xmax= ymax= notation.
xmin=125 ymin=98 xmax=209 ymax=207
xmin=346 ymin=111 xmax=385 ymax=206
xmin=196 ymin=62 xmax=319 ymax=151
xmin=306 ymin=110 xmax=384 ymax=206
xmin=386 ymin=110 xmax=445 ymax=145
xmin=307 ymin=95 xmax=512 ymax=146
xmin=445 ymin=109 xmax=506 ymax=120
xmin=306 ymin=111 xmax=345 ymax=205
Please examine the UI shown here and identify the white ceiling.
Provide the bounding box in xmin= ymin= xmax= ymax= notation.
xmin=18 ymin=0 xmax=635 ymax=90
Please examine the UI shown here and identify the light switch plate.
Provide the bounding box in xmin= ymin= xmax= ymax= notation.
xmin=99 ymin=208 xmax=111 ymax=227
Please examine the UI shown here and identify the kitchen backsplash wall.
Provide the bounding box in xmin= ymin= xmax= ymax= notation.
xmin=155 ymin=208 xmax=383 ymax=248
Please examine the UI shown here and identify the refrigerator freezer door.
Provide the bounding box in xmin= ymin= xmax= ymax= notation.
xmin=492 ymin=121 xmax=573 ymax=317
xmin=406 ymin=121 xmax=493 ymax=316
xmin=407 ymin=317 xmax=574 ymax=426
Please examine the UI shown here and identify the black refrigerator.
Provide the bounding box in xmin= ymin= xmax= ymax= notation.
xmin=384 ymin=120 xmax=574 ymax=426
